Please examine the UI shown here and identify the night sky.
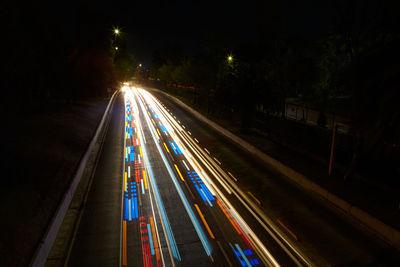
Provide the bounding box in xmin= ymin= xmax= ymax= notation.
xmin=71 ymin=0 xmax=338 ymax=65
xmin=5 ymin=0 xmax=339 ymax=66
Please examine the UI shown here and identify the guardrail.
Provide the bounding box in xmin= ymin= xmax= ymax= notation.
xmin=31 ymin=91 xmax=118 ymax=267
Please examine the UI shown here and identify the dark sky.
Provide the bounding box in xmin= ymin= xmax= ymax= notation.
xmin=7 ymin=0 xmax=338 ymax=66
xmin=67 ymin=0 xmax=337 ymax=65
xmin=113 ymin=1 xmax=337 ymax=65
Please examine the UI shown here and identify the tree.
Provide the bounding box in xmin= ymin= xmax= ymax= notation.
xmin=115 ymin=50 xmax=136 ymax=81
xmin=149 ymin=50 xmax=164 ymax=79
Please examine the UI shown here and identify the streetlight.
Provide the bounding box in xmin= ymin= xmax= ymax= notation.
xmin=227 ymin=55 xmax=233 ymax=63
xmin=139 ymin=63 xmax=142 ymax=67
xmin=114 ymin=27 xmax=120 ymax=36
xmin=115 ymin=46 xmax=119 ymax=50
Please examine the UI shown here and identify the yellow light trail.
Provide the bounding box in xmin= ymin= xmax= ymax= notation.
xmin=163 ymin=142 xmax=170 ymax=153
xmin=143 ymin=170 xmax=148 ymax=190
xmin=124 ymin=171 xmax=127 ymax=192
xmin=194 ymin=204 xmax=215 ymax=239
xmin=174 ymin=164 xmax=185 ymax=181
xmin=157 ymin=129 xmax=161 ymax=136
xmin=139 ymin=146 xmax=143 ymax=157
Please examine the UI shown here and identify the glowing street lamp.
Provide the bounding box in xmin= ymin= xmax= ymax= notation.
xmin=139 ymin=63 xmax=142 ymax=67
xmin=227 ymin=55 xmax=233 ymax=63
xmin=114 ymin=27 xmax=120 ymax=36
xmin=115 ymin=46 xmax=119 ymax=50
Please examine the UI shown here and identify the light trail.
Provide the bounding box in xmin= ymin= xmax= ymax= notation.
xmin=122 ymin=86 xmax=313 ymax=267
xmin=134 ymin=88 xmax=213 ymax=257
xmin=133 ymin=92 xmax=181 ymax=262
xmin=122 ymin=87 xmax=176 ymax=267
xmin=139 ymin=89 xmax=293 ymax=267
xmin=139 ymin=89 xmax=273 ymax=264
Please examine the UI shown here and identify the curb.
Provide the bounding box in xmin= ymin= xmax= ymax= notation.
xmin=151 ymin=88 xmax=400 ymax=251
xmin=31 ymin=91 xmax=119 ymax=267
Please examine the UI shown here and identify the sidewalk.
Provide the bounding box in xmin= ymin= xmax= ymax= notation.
xmin=152 ymin=88 xmax=400 ymax=250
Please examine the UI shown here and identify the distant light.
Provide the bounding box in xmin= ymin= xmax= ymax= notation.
xmin=115 ymin=46 xmax=119 ymax=50
xmin=139 ymin=64 xmax=142 ymax=67
xmin=227 ymin=55 xmax=233 ymax=62
xmin=114 ymin=28 xmax=120 ymax=35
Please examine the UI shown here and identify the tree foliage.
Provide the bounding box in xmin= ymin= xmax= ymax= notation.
xmin=150 ymin=0 xmax=399 ymax=179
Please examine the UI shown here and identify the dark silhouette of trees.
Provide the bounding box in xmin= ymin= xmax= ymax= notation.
xmin=3 ymin=1 xmax=121 ymax=117
xmin=150 ymin=0 xmax=399 ymax=183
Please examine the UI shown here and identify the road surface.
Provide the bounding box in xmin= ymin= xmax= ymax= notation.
xmin=66 ymin=87 xmax=400 ymax=267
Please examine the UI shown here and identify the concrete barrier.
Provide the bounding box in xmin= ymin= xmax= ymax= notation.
xmin=152 ymin=88 xmax=400 ymax=251
xmin=31 ymin=91 xmax=118 ymax=267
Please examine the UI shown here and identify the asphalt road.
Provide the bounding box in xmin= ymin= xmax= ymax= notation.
xmin=65 ymin=87 xmax=399 ymax=267
xmin=149 ymin=89 xmax=400 ymax=266
xmin=121 ymin=88 xmax=289 ymax=266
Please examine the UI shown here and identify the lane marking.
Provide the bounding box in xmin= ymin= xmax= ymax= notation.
xmin=217 ymin=241 xmax=234 ymax=267
xmin=228 ymin=171 xmax=238 ymax=182
xmin=277 ymin=219 xmax=299 ymax=241
xmin=247 ymin=191 xmax=262 ymax=206
xmin=174 ymin=164 xmax=185 ymax=181
xmin=194 ymin=204 xmax=215 ymax=239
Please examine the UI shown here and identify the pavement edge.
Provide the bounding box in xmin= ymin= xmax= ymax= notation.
xmin=30 ymin=91 xmax=119 ymax=267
